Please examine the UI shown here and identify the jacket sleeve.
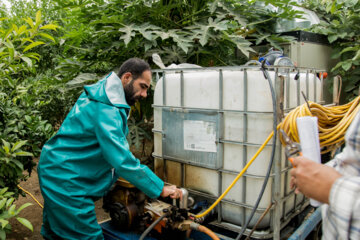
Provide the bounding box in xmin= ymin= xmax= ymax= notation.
xmin=94 ymin=105 xmax=164 ymax=198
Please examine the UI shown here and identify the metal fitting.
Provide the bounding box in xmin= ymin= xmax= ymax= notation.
xmin=179 ymin=188 xmax=189 ymax=209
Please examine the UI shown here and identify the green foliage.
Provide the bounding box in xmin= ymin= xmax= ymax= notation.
xmin=0 ymin=187 xmax=33 ymax=240
xmin=47 ymin=0 xmax=301 ymax=77
xmin=304 ymin=0 xmax=360 ymax=100
xmin=127 ymin=117 xmax=152 ymax=151
xmin=38 ymin=0 xmax=302 ymax=153
xmin=0 ymin=11 xmax=58 ymax=194
xmin=0 ymin=10 xmax=58 ymax=79
xmin=0 ymin=139 xmax=33 ymax=195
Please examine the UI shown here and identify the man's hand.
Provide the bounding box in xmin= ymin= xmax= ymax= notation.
xmin=290 ymin=156 xmax=342 ymax=204
xmin=160 ymin=185 xmax=183 ymax=199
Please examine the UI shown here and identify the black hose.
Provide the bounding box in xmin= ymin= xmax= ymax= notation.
xmin=235 ymin=62 xmax=278 ymax=240
xmin=139 ymin=212 xmax=169 ymax=240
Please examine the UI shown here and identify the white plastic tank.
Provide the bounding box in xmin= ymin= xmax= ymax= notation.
xmin=152 ymin=67 xmax=322 ymax=232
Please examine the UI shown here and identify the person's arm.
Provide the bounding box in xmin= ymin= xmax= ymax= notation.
xmin=94 ymin=105 xmax=177 ymax=199
xmin=290 ymin=156 xmax=341 ymax=204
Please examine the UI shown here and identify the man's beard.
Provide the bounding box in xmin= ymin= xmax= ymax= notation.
xmin=124 ymin=80 xmax=140 ymax=106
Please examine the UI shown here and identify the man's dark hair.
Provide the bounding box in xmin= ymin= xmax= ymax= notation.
xmin=117 ymin=58 xmax=151 ymax=80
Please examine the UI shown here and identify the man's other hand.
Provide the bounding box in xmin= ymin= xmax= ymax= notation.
xmin=290 ymin=156 xmax=342 ymax=204
xmin=161 ymin=185 xmax=183 ymax=199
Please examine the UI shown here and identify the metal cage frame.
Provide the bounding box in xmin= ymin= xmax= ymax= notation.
xmin=151 ymin=65 xmax=325 ymax=239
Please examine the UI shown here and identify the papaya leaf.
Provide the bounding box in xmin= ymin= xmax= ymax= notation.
xmin=119 ymin=24 xmax=136 ymax=46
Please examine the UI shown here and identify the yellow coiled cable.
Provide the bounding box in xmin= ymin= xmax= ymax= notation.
xmin=195 ymin=96 xmax=360 ymax=219
xmin=279 ymin=96 xmax=360 ymax=153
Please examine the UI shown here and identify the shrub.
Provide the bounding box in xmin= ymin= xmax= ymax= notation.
xmin=0 ymin=187 xmax=33 ymax=240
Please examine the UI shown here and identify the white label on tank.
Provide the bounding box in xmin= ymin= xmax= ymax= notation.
xmin=183 ymin=120 xmax=217 ymax=152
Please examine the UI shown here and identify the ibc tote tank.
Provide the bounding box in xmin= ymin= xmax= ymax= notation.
xmin=152 ymin=66 xmax=323 ymax=238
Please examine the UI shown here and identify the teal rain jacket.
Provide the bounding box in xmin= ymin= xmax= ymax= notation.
xmin=38 ymin=72 xmax=164 ymax=240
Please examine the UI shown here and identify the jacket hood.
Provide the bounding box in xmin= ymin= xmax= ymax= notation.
xmin=84 ymin=72 xmax=130 ymax=109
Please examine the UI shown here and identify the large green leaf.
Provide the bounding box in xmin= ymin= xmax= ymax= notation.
xmin=328 ymin=35 xmax=338 ymax=43
xmin=0 ymin=219 xmax=9 ymax=229
xmin=353 ymin=50 xmax=360 ymax=61
xmin=23 ymin=41 xmax=45 ymax=52
xmin=231 ymin=38 xmax=254 ymax=58
xmin=39 ymin=24 xmax=58 ymax=31
xmin=209 ymin=0 xmax=221 ymax=13
xmin=3 ymin=40 xmax=14 ymax=61
xmin=39 ymin=33 xmax=55 ymax=43
xmin=344 ymin=0 xmax=358 ymax=7
xmin=20 ymin=56 xmax=32 ymax=68
xmin=342 ymin=60 xmax=353 ymax=71
xmin=35 ymin=10 xmax=42 ymax=25
xmin=24 ymin=115 xmax=32 ymax=123
xmin=339 ymin=47 xmax=358 ymax=56
xmin=16 ymin=203 xmax=32 ymax=213
xmin=135 ymin=23 xmax=161 ymax=41
xmin=24 ymin=17 xmax=34 ymax=28
xmin=8 ymin=204 xmax=16 ymax=215
xmin=16 ymin=217 xmax=33 ymax=232
xmin=11 ymin=140 xmax=27 ymax=152
xmin=5 ymin=198 xmax=14 ymax=209
xmin=16 ymin=25 xmax=27 ymax=35
xmin=217 ymin=2 xmax=247 ymax=26
xmin=0 ymin=199 xmax=6 ymax=209
xmin=10 ymin=159 xmax=23 ymax=170
xmin=14 ymin=151 xmax=33 ymax=157
xmin=188 ymin=17 xmax=228 ymax=46
xmin=167 ymin=30 xmax=192 ymax=53
xmin=24 ymin=52 xmax=40 ymax=61
xmin=0 ymin=188 xmax=8 ymax=196
xmin=1 ymin=140 xmax=10 ymax=154
xmin=119 ymin=24 xmax=136 ymax=46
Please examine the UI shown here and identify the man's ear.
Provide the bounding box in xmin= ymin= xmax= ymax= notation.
xmin=121 ymin=72 xmax=132 ymax=85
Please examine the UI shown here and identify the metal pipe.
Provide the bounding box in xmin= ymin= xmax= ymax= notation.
xmin=242 ymin=68 xmax=248 ymax=226
xmin=217 ymin=69 xmax=224 ymax=222
xmin=151 ymin=66 xmax=325 ymax=73
xmin=179 ymin=188 xmax=189 ymax=209
xmin=273 ymin=69 xmax=283 ymax=239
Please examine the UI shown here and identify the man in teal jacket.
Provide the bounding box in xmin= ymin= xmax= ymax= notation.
xmin=38 ymin=58 xmax=181 ymax=239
